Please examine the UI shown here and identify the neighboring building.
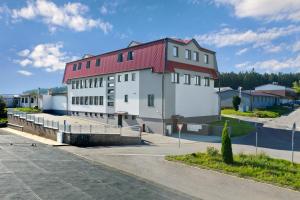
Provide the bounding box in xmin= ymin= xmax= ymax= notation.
xmin=41 ymin=90 xmax=67 ymax=115
xmin=63 ymin=38 xmax=220 ymax=134
xmin=0 ymin=94 xmax=20 ymax=107
xmin=217 ymin=87 xmax=279 ymax=111
xmin=20 ymin=93 xmax=41 ymax=108
xmin=255 ymin=83 xmax=297 ymax=103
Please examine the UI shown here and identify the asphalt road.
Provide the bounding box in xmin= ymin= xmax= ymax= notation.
xmin=232 ymin=126 xmax=300 ymax=151
xmin=0 ymin=129 xmax=197 ymax=200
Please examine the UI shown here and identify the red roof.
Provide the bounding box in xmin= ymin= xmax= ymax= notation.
xmin=62 ymin=38 xmax=218 ymax=83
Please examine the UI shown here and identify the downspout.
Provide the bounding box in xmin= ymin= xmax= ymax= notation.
xmin=162 ymin=38 xmax=168 ymax=135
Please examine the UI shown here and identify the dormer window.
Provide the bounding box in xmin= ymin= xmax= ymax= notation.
xmin=72 ymin=63 xmax=77 ymax=71
xmin=185 ymin=49 xmax=191 ymax=60
xmin=78 ymin=62 xmax=82 ymax=70
xmin=96 ymin=58 xmax=101 ymax=67
xmin=204 ymin=54 xmax=209 ymax=64
xmin=117 ymin=53 xmax=123 ymax=62
xmin=86 ymin=60 xmax=91 ymax=69
xmin=173 ymin=46 xmax=178 ymax=57
xmin=193 ymin=51 xmax=199 ymax=61
xmin=127 ymin=51 xmax=134 ymax=60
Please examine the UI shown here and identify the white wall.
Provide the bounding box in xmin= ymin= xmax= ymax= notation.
xmin=115 ymin=71 xmax=139 ymax=115
xmin=174 ymin=69 xmax=219 ymax=117
xmin=42 ymin=95 xmax=67 ymax=111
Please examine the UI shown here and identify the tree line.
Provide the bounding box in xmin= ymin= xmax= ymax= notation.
xmin=218 ymin=70 xmax=300 ymax=90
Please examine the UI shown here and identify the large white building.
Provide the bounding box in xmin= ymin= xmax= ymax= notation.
xmin=63 ymin=38 xmax=220 ymax=134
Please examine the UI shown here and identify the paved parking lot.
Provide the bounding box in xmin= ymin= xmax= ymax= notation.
xmin=0 ymin=129 xmax=196 ymax=200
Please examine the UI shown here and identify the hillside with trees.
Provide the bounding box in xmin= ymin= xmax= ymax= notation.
xmin=219 ymin=70 xmax=300 ymax=90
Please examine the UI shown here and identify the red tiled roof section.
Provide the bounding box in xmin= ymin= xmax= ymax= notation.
xmin=166 ymin=61 xmax=218 ymax=79
xmin=170 ymin=38 xmax=192 ymax=44
xmin=63 ymin=40 xmax=166 ymax=83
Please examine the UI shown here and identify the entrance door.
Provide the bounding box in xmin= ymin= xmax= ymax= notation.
xmin=118 ymin=115 xmax=123 ymax=127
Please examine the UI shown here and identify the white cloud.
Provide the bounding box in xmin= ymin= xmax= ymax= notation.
xmin=213 ymin=0 xmax=300 ymax=22
xmin=236 ymin=54 xmax=300 ymax=72
xmin=194 ymin=25 xmax=300 ymax=48
xmin=11 ymin=0 xmax=112 ymax=33
xmin=18 ymin=70 xmax=33 ymax=76
xmin=16 ymin=42 xmax=78 ymax=72
xmin=100 ymin=5 xmax=108 ymax=15
xmin=236 ymin=48 xmax=248 ymax=55
xmin=292 ymin=41 xmax=300 ymax=52
xmin=261 ymin=44 xmax=284 ymax=53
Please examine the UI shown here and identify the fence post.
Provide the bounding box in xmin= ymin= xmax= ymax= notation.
xmin=69 ymin=124 xmax=71 ymax=133
xmin=255 ymin=122 xmax=258 ymax=156
xmin=90 ymin=125 xmax=92 ymax=134
xmin=292 ymin=122 xmax=296 ymax=164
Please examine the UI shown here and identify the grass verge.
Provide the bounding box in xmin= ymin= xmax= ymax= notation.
xmin=166 ymin=152 xmax=300 ymax=191
xmin=14 ymin=107 xmax=41 ymax=113
xmin=209 ymin=116 xmax=255 ymax=137
xmin=221 ymin=106 xmax=292 ymax=118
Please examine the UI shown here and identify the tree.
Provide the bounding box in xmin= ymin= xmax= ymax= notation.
xmin=232 ymin=96 xmax=241 ymax=111
xmin=221 ymin=121 xmax=233 ymax=164
xmin=0 ymin=96 xmax=7 ymax=118
xmin=292 ymin=81 xmax=300 ymax=96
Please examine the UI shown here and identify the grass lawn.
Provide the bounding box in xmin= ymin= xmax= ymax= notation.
xmin=222 ymin=106 xmax=292 ymax=118
xmin=14 ymin=107 xmax=41 ymax=113
xmin=210 ymin=116 xmax=255 ymax=137
xmin=166 ymin=152 xmax=300 ymax=191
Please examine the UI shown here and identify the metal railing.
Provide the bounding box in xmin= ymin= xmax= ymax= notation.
xmin=8 ymin=111 xmax=141 ymax=137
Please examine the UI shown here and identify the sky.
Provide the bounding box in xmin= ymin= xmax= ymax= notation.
xmin=0 ymin=0 xmax=300 ymax=94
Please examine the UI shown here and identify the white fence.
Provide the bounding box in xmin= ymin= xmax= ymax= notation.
xmin=8 ymin=111 xmax=141 ymax=137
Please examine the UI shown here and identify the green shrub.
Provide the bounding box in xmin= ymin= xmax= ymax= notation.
xmin=254 ymin=110 xmax=279 ymax=118
xmin=232 ymin=96 xmax=241 ymax=111
xmin=221 ymin=121 xmax=233 ymax=164
xmin=0 ymin=96 xmax=7 ymax=118
xmin=206 ymin=146 xmax=219 ymax=157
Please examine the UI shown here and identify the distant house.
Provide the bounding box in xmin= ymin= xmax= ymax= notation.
xmin=254 ymin=83 xmax=297 ymax=104
xmin=217 ymin=87 xmax=279 ymax=111
xmin=0 ymin=94 xmax=20 ymax=108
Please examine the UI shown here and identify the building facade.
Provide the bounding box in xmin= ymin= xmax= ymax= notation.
xmin=63 ymin=38 xmax=219 ymax=134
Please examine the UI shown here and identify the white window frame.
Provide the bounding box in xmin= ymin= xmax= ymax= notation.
xmin=173 ymin=46 xmax=178 ymax=57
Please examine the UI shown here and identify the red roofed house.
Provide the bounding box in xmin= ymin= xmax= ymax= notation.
xmin=63 ymin=38 xmax=220 ymax=134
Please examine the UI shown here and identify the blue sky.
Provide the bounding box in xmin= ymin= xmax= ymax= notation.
xmin=1 ymin=0 xmax=300 ymax=94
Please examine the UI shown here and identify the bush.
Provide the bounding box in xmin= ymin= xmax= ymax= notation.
xmin=254 ymin=110 xmax=279 ymax=118
xmin=206 ymin=146 xmax=219 ymax=157
xmin=232 ymin=96 xmax=241 ymax=111
xmin=221 ymin=121 xmax=233 ymax=164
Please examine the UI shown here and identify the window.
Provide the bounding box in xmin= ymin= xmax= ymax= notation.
xmin=72 ymin=97 xmax=75 ymax=104
xmin=25 ymin=98 xmax=28 ymax=103
xmin=173 ymin=46 xmax=178 ymax=57
xmin=124 ymin=95 xmax=128 ymax=102
xmin=89 ymin=79 xmax=93 ymax=88
xmin=99 ymin=78 xmax=103 ymax=87
xmin=108 ymin=102 xmax=114 ymax=107
xmin=76 ymin=97 xmax=79 ymax=105
xmin=108 ymin=89 xmax=114 ymax=94
xmin=72 ymin=81 xmax=75 ymax=89
xmin=78 ymin=62 xmax=82 ymax=70
xmin=31 ymin=98 xmax=34 ymax=103
xmin=118 ymin=75 xmax=121 ymax=82
xmin=85 ymin=112 xmax=88 ymax=116
xmin=94 ymin=78 xmax=98 ymax=88
xmin=89 ymin=96 xmax=93 ymax=105
xmin=127 ymin=51 xmax=133 ymax=60
xmin=80 ymin=97 xmax=84 ymax=105
xmin=21 ymin=98 xmax=24 ymax=103
xmin=124 ymin=74 xmax=128 ymax=81
xmin=86 ymin=60 xmax=91 ymax=69
xmin=204 ymin=77 xmax=210 ymax=86
xmin=108 ymin=83 xmax=114 ymax=87
xmin=171 ymin=73 xmax=179 ymax=83
xmin=73 ymin=63 xmax=77 ymax=71
xmin=108 ymin=76 xmax=115 ymax=81
xmin=94 ymin=96 xmax=99 ymax=105
xmin=107 ymin=95 xmax=114 ymax=101
xmin=90 ymin=113 xmax=93 ymax=117
xmin=193 ymin=51 xmax=199 ymax=61
xmin=84 ymin=79 xmax=88 ymax=88
xmin=124 ymin=115 xmax=128 ymax=119
xmin=117 ymin=53 xmax=123 ymax=62
xmin=131 ymin=73 xmax=136 ymax=81
xmin=184 ymin=74 xmax=191 ymax=84
xmin=96 ymin=58 xmax=101 ymax=67
xmin=85 ymin=97 xmax=88 ymax=105
xmin=195 ymin=76 xmax=201 ymax=85
xmin=185 ymin=49 xmax=191 ymax=60
xmin=204 ymin=54 xmax=209 ymax=64
xmin=99 ymin=96 xmax=103 ymax=105
xmin=132 ymin=115 xmax=136 ymax=120
xmin=94 ymin=113 xmax=98 ymax=117
xmin=100 ymin=113 xmax=103 ymax=117
xmin=108 ymin=114 xmax=114 ymax=118
xmin=80 ymin=80 xmax=83 ymax=89
xmin=147 ymin=94 xmax=154 ymax=107
xmin=76 ymin=80 xmax=79 ymax=89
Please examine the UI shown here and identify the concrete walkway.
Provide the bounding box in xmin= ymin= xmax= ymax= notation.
xmin=58 ymin=133 xmax=300 ymax=200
